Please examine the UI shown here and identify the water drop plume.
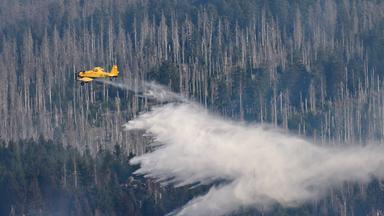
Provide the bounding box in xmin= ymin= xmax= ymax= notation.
xmin=125 ymin=103 xmax=384 ymax=216
xmin=95 ymin=79 xmax=185 ymax=102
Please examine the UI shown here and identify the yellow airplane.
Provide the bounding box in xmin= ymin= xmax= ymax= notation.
xmin=77 ymin=65 xmax=119 ymax=85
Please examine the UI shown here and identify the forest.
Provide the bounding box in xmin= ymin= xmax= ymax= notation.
xmin=0 ymin=0 xmax=384 ymax=215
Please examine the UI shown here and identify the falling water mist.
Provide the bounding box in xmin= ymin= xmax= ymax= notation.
xmin=100 ymin=80 xmax=384 ymax=216
xmin=124 ymin=102 xmax=384 ymax=216
xmin=95 ymin=79 xmax=186 ymax=102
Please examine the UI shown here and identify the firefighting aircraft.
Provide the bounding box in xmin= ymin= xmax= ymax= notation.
xmin=77 ymin=65 xmax=119 ymax=85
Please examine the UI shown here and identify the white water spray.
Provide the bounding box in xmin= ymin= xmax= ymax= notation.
xmin=124 ymin=103 xmax=384 ymax=216
xmin=98 ymin=80 xmax=384 ymax=215
xmin=96 ymin=79 xmax=186 ymax=102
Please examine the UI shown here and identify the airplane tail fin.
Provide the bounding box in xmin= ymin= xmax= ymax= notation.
xmin=110 ymin=65 xmax=119 ymax=77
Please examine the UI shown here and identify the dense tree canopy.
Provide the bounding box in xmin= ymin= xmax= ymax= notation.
xmin=0 ymin=0 xmax=384 ymax=215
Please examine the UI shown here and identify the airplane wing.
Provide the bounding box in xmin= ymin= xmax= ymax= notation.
xmin=77 ymin=77 xmax=93 ymax=86
xmin=78 ymin=77 xmax=93 ymax=82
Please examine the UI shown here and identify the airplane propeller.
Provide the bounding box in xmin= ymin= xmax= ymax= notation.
xmin=75 ymin=71 xmax=85 ymax=78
